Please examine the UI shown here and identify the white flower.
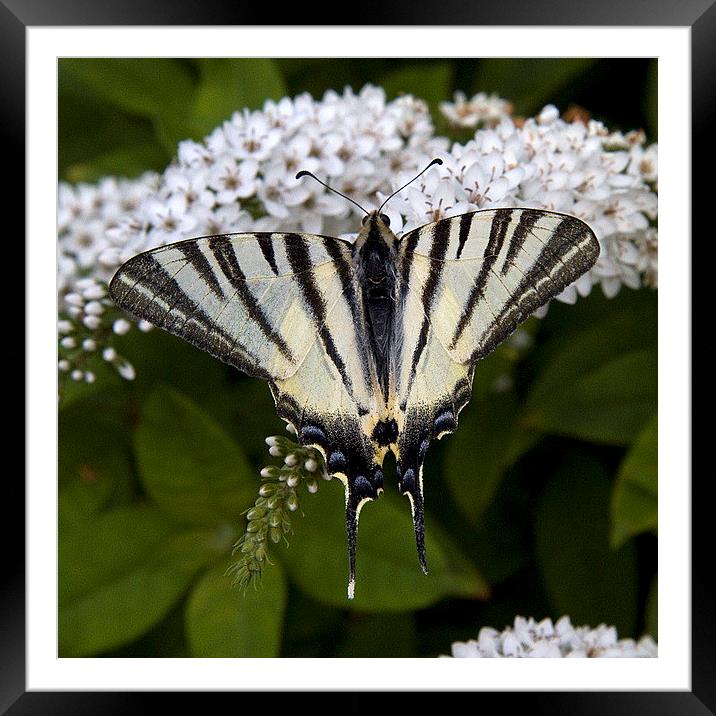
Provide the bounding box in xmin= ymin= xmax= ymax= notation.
xmin=208 ymin=156 xmax=259 ymax=204
xmin=446 ymin=616 xmax=657 ymax=658
xmin=145 ymin=195 xmax=197 ymax=246
xmin=628 ymin=142 xmax=658 ymax=184
xmin=164 ymin=165 xmax=214 ymax=209
xmin=225 ymin=111 xmax=283 ymax=162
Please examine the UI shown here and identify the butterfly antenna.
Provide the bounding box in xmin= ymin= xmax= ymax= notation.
xmin=296 ymin=170 xmax=369 ymax=216
xmin=378 ymin=157 xmax=443 ymax=214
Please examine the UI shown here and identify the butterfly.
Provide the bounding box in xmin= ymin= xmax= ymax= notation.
xmin=109 ymin=159 xmax=600 ymax=598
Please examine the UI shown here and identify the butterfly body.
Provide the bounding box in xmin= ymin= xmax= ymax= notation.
xmin=109 ymin=205 xmax=599 ymax=598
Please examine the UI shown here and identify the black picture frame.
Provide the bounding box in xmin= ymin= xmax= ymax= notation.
xmin=9 ymin=0 xmax=704 ymax=712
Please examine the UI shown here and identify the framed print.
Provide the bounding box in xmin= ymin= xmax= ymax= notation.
xmin=9 ymin=0 xmax=705 ymax=711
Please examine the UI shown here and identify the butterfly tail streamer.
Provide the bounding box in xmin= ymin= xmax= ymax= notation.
xmin=413 ymin=488 xmax=428 ymax=575
xmin=402 ymin=474 xmax=428 ymax=575
xmin=346 ymin=499 xmax=359 ymax=599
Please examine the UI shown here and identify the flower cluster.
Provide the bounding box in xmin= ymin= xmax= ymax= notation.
xmin=439 ymin=91 xmax=514 ymax=129
xmin=58 ymin=173 xmax=160 ymax=293
xmin=446 ymin=615 xmax=657 ymax=658
xmin=58 ymin=84 xmax=658 ymax=385
xmin=229 ymin=426 xmax=329 ymax=589
xmin=388 ymin=104 xmax=658 ymax=303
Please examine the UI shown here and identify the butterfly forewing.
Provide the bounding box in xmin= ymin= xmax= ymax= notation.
xmin=110 ymin=233 xmax=350 ymax=379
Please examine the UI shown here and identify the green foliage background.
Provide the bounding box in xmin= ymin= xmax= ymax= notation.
xmin=58 ymin=58 xmax=658 ymax=657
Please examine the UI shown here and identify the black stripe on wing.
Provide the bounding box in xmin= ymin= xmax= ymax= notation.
xmin=108 ymin=252 xmax=273 ymax=381
xmin=284 ymin=233 xmax=357 ymax=401
xmin=450 ymin=208 xmax=513 ymax=349
xmin=209 ymin=236 xmax=294 ymax=362
xmin=499 ymin=209 xmax=542 ymax=276
xmin=469 ymin=216 xmax=599 ymax=362
xmin=322 ymin=237 xmax=374 ymax=392
xmin=408 ymin=219 xmax=451 ymax=386
xmin=176 ymin=242 xmax=225 ymax=299
xmin=256 ymin=235 xmax=280 ymax=276
xmin=455 ymin=212 xmax=473 ymax=259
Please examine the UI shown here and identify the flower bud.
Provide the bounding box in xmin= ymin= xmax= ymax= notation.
xmin=246 ymin=507 xmax=266 ymax=521
xmin=113 ymin=318 xmax=131 ymax=335
xmin=269 ymin=527 xmax=282 ymax=544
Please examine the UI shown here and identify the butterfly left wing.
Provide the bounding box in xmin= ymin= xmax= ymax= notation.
xmin=394 ymin=208 xmax=600 ymax=569
xmin=109 ymin=232 xmax=387 ymax=597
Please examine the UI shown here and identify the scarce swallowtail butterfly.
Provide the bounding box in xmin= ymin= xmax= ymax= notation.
xmin=109 ymin=158 xmax=599 ymax=599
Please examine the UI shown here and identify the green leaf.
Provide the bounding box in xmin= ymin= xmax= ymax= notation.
xmin=63 ymin=142 xmax=170 ymax=183
xmin=535 ymin=454 xmax=638 ymax=637
xmin=113 ymin=327 xmax=228 ymax=402
xmin=59 ymin=506 xmax=231 ymax=656
xmin=472 ymin=59 xmax=597 ymax=116
xmin=134 ymin=385 xmax=257 ymax=526
xmin=444 ymin=388 xmax=539 ymax=523
xmin=59 ymin=71 xmax=163 ymax=180
xmin=523 ymin=310 xmax=657 ymax=445
xmin=282 ymin=484 xmax=488 ymax=611
xmin=610 ymin=414 xmax=658 ymax=548
xmin=282 ymin=592 xmax=344 ymax=656
xmin=152 ymin=59 xmax=288 ymax=154
xmin=528 ymin=350 xmax=656 ymax=445
xmin=185 ymin=560 xmax=287 ymax=657
xmin=60 ymin=59 xmax=195 ymax=119
xmin=114 ymin=326 xmax=284 ymax=463
xmin=58 ymin=358 xmax=124 ymax=409
xmin=59 ymin=393 xmax=134 ymax=528
xmin=334 ymin=613 xmax=417 ymax=657
xmin=380 ymin=62 xmax=453 ymax=113
xmin=191 ymin=58 xmax=287 ymax=135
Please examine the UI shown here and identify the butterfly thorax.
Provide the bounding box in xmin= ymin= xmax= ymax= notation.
xmin=354 ymin=213 xmax=398 ymax=401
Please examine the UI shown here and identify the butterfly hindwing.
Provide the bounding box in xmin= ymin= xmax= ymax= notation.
xmin=395 ymin=208 xmax=599 ymax=567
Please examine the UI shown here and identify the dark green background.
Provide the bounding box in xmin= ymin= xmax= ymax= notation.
xmin=58 ymin=58 xmax=657 ymax=657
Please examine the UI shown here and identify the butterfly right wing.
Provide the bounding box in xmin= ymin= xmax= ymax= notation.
xmin=393 ymin=208 xmax=600 ymax=570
